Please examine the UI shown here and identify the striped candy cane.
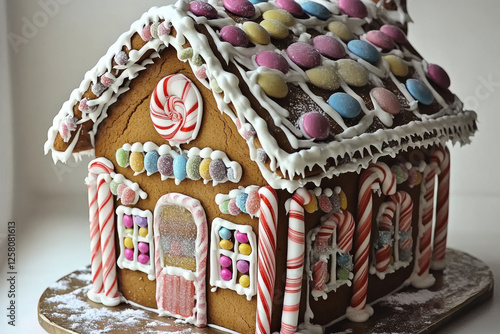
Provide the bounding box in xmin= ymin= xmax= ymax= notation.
xmin=256 ymin=186 xmax=279 ymax=334
xmin=280 ymin=188 xmax=312 ymax=334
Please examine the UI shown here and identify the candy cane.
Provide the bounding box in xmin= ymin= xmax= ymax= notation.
xmin=347 ymin=162 xmax=396 ymax=322
xmin=150 ymin=74 xmax=203 ymax=145
xmin=256 ymin=186 xmax=279 ymax=334
xmin=280 ymin=188 xmax=312 ymax=334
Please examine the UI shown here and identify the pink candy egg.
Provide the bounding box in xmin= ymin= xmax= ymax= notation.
xmin=300 ymin=112 xmax=330 ymax=140
xmin=138 ymin=242 xmax=149 ymax=254
xmin=224 ymin=0 xmax=255 ymax=18
xmin=427 ymin=64 xmax=451 ymax=89
xmin=380 ymin=25 xmax=407 ymax=44
xmin=313 ymin=35 xmax=345 ymax=59
xmin=124 ymin=248 xmax=134 ymax=261
xmin=371 ymin=87 xmax=400 ymax=115
xmin=219 ymin=255 xmax=232 ymax=267
xmin=138 ymin=254 xmax=150 ymax=264
xmin=221 ymin=25 xmax=249 ymax=47
xmin=121 ymin=187 xmax=136 ymax=206
xmin=228 ymin=198 xmax=242 ymax=216
xmin=245 ymin=191 xmax=260 ymax=215
xmin=220 ymin=268 xmax=232 ymax=281
xmin=123 ymin=214 xmax=133 ymax=228
xmin=276 ymin=0 xmax=304 ymax=18
xmin=338 ymin=0 xmax=367 ymax=19
xmin=366 ymin=30 xmax=394 ymax=50
xmin=286 ymin=42 xmax=321 ymax=69
xmin=237 ymin=260 xmax=250 ymax=273
xmin=190 ymin=1 xmax=218 ymax=19
xmin=255 ymin=51 xmax=289 ymax=74
xmin=235 ymin=231 xmax=249 ymax=243
xmin=117 ymin=183 xmax=128 ymax=198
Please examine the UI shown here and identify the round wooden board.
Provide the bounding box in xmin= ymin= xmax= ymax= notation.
xmin=38 ymin=249 xmax=493 ymax=334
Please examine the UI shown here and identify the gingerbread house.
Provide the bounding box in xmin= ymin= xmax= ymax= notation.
xmin=44 ymin=0 xmax=477 ymax=333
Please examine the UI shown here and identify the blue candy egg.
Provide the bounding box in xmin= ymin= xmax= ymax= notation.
xmin=328 ymin=92 xmax=362 ymax=118
xmin=236 ymin=193 xmax=249 ymax=213
xmin=301 ymin=1 xmax=330 ymax=20
xmin=173 ymin=155 xmax=187 ymax=180
xmin=219 ymin=227 xmax=232 ymax=240
xmin=144 ymin=151 xmax=159 ymax=174
xmin=347 ymin=40 xmax=380 ymax=64
xmin=406 ymin=79 xmax=434 ymax=105
xmin=249 ymin=0 xmax=268 ymax=3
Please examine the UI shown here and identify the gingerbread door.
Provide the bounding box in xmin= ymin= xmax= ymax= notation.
xmin=153 ymin=193 xmax=208 ymax=327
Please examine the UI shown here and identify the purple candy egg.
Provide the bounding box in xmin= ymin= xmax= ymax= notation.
xmin=224 ymin=0 xmax=255 ymax=18
xmin=313 ymin=35 xmax=345 ymax=59
xmin=221 ymin=25 xmax=249 ymax=47
xmin=190 ymin=0 xmax=218 ymax=19
xmin=300 ymin=112 xmax=330 ymax=140
xmin=220 ymin=268 xmax=232 ymax=281
xmin=138 ymin=254 xmax=150 ymax=264
xmin=276 ymin=0 xmax=304 ymax=18
xmin=237 ymin=260 xmax=250 ymax=273
xmin=158 ymin=155 xmax=174 ymax=176
xmin=286 ymin=42 xmax=321 ymax=69
xmin=427 ymin=64 xmax=451 ymax=89
xmin=366 ymin=30 xmax=394 ymax=50
xmin=371 ymin=87 xmax=400 ymax=115
xmin=134 ymin=216 xmax=148 ymax=228
xmin=124 ymin=248 xmax=134 ymax=261
xmin=138 ymin=242 xmax=149 ymax=254
xmin=123 ymin=214 xmax=133 ymax=228
xmin=235 ymin=231 xmax=249 ymax=243
xmin=219 ymin=255 xmax=232 ymax=268
xmin=209 ymin=159 xmax=227 ymax=181
xmin=255 ymin=51 xmax=289 ymax=74
xmin=380 ymin=25 xmax=407 ymax=44
xmin=338 ymin=0 xmax=367 ymax=19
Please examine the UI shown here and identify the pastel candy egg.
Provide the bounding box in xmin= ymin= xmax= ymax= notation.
xmin=328 ymin=92 xmax=362 ymax=118
xmin=124 ymin=237 xmax=134 ymax=249
xmin=173 ymin=155 xmax=188 ymax=180
xmin=337 ymin=59 xmax=369 ymax=87
xmin=384 ymin=55 xmax=409 ymax=77
xmin=306 ymin=66 xmax=340 ymax=91
xmin=220 ymin=268 xmax=232 ymax=281
xmin=235 ymin=231 xmax=249 ymax=243
xmin=124 ymin=248 xmax=134 ymax=261
xmin=242 ymin=22 xmax=270 ymax=45
xmin=245 ymin=191 xmax=260 ymax=215
xmin=221 ymin=25 xmax=249 ymax=47
xmin=286 ymin=42 xmax=321 ymax=69
xmin=200 ymin=158 xmax=212 ymax=180
xmin=338 ymin=0 xmax=367 ymax=18
xmin=219 ymin=255 xmax=232 ymax=267
xmin=371 ymin=87 xmax=400 ymax=115
xmin=406 ymin=79 xmax=434 ymax=105
xmin=219 ymin=199 xmax=231 ymax=214
xmin=224 ymin=0 xmax=255 ymax=18
xmin=239 ymin=275 xmax=250 ymax=288
xmin=110 ymin=180 xmax=119 ymax=195
xmin=301 ymin=1 xmax=330 ymax=20
xmin=158 ymin=155 xmax=174 ymax=176
xmin=130 ymin=152 xmax=144 ymax=173
xmin=347 ymin=40 xmax=380 ymax=64
xmin=318 ymin=194 xmax=332 ymax=213
xmin=239 ymin=243 xmax=252 ymax=255
xmin=300 ymin=112 xmax=330 ymax=140
xmin=313 ymin=35 xmax=345 ymax=60
xmin=276 ymin=0 xmax=303 ymax=18
xmin=236 ymin=193 xmax=249 ymax=213
xmin=260 ymin=19 xmax=289 ymax=39
xmin=135 ymin=216 xmax=148 ymax=228
xmin=257 ymin=72 xmax=288 ymax=98
xmin=139 ymin=227 xmax=148 ymax=237
xmin=337 ymin=267 xmax=350 ymax=280
xmin=263 ymin=9 xmax=295 ymax=26
xmin=138 ymin=254 xmax=150 ymax=265
xmin=219 ymin=227 xmax=232 ymax=240
xmin=123 ymin=214 xmax=133 ymax=228
xmin=328 ymin=21 xmax=354 ymax=41
xmin=138 ymin=242 xmax=149 ymax=254
xmin=339 ymin=190 xmax=347 ymax=210
xmin=116 ymin=148 xmax=129 ymax=167
xmin=237 ymin=260 xmax=250 ymax=273
xmin=186 ymin=156 xmax=203 ymax=180
xmin=125 ymin=228 xmax=134 ymax=236
xmin=220 ymin=239 xmax=234 ymax=250
xmin=366 ymin=30 xmax=394 ymax=50
xmin=380 ymin=24 xmax=407 ymax=44
xmin=427 ymin=64 xmax=451 ymax=89
xmin=256 ymin=51 xmax=289 ymax=74
xmin=209 ymin=159 xmax=227 ymax=181
xmin=304 ymin=192 xmax=318 ymax=213
xmin=117 ymin=183 xmax=127 ymax=198
xmin=144 ymin=151 xmax=159 ymax=174
xmin=121 ymin=187 xmax=136 ymax=206
xmin=190 ymin=0 xmax=218 ymax=19
xmin=228 ymin=198 xmax=242 ymax=216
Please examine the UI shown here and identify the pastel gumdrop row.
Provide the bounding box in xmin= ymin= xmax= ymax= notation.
xmin=304 ymin=187 xmax=348 ymax=214
xmin=122 ymin=213 xmax=151 ymax=265
xmin=215 ymin=186 xmax=262 ymax=218
xmin=218 ymin=227 xmax=252 ymax=288
xmin=109 ymin=174 xmax=146 ymax=206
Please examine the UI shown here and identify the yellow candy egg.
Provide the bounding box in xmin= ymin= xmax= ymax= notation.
xmin=415 ymin=172 xmax=423 ymax=186
xmin=239 ymin=243 xmax=252 ymax=255
xmin=328 ymin=21 xmax=354 ymax=41
xmin=199 ymin=158 xmax=212 ymax=180
xmin=306 ymin=66 xmax=340 ymax=91
xmin=239 ymin=275 xmax=250 ymax=288
xmin=130 ymin=152 xmax=144 ymax=173
xmin=384 ymin=55 xmax=409 ymax=77
xmin=220 ymin=239 xmax=234 ymax=250
xmin=304 ymin=193 xmax=318 ymax=213
xmin=337 ymin=59 xmax=369 ymax=87
xmin=124 ymin=237 xmax=134 ymax=249
xmin=242 ymin=22 xmax=270 ymax=45
xmin=257 ymin=72 xmax=288 ymax=98
xmin=339 ymin=190 xmax=348 ymax=211
xmin=125 ymin=228 xmax=134 ymax=236
xmin=139 ymin=227 xmax=148 ymax=237
xmin=260 ymin=19 xmax=289 ymax=39
xmin=263 ymin=9 xmax=295 ymax=27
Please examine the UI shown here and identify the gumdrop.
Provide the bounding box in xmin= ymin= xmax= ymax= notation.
xmin=110 ymin=180 xmax=119 ymax=195
xmin=114 ymin=51 xmax=129 ymax=66
xmin=209 ymin=159 xmax=227 ymax=182
xmin=236 ymin=193 xmax=249 ymax=213
xmin=219 ymin=199 xmax=231 ymax=215
xmin=330 ymin=193 xmax=341 ymax=213
xmin=186 ymin=156 xmax=203 ymax=180
xmin=144 ymin=151 xmax=160 ymax=174
xmin=121 ymin=187 xmax=136 ymax=206
xmin=337 ymin=267 xmax=350 ymax=281
xmin=116 ymin=148 xmax=129 ymax=168
xmin=199 ymin=158 xmax=212 ymax=180
xmin=228 ymin=198 xmax=241 ymax=216
xmin=158 ymin=155 xmax=174 ymax=176
xmin=319 ymin=194 xmax=332 ymax=213
xmin=245 ymin=191 xmax=260 ymax=215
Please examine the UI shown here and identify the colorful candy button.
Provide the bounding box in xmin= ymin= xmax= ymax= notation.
xmin=380 ymin=24 xmax=407 ymax=44
xmin=306 ymin=66 xmax=340 ymax=90
xmin=255 ymin=51 xmax=289 ymax=74
xmin=286 ymin=42 xmax=321 ymax=68
xmin=257 ymin=72 xmax=288 ymax=98
xmin=313 ymin=35 xmax=345 ymax=59
xmin=219 ymin=227 xmax=232 ymax=240
xmin=138 ymin=254 xmax=150 ymax=265
xmin=144 ymin=151 xmax=159 ymax=174
xmin=239 ymin=275 xmax=250 ymax=287
xmin=138 ymin=242 xmax=149 ymax=254
xmin=338 ymin=0 xmax=367 ymax=18
xmin=263 ymin=9 xmax=295 ymax=26
xmin=371 ymin=87 xmax=400 ymax=115
xmin=135 ymin=216 xmax=148 ymax=228
xmin=384 ymin=55 xmax=409 ymax=77
xmin=223 ymin=0 xmax=255 ymax=17
xmin=348 ymin=40 xmax=380 ymax=63
xmin=337 ymin=59 xmax=369 ymax=87
xmin=276 ymin=0 xmax=304 ymax=18
xmin=124 ymin=248 xmax=134 ymax=261
xmin=301 ymin=1 xmax=330 ymax=20
xmin=124 ymin=237 xmax=134 ymax=249
xmin=427 ymin=64 xmax=451 ymax=89
xmin=406 ymin=79 xmax=434 ymax=105
xmin=190 ymin=1 xmax=218 ymax=19
xmin=366 ymin=30 xmax=394 ymax=50
xmin=157 ymin=155 xmax=174 ymax=176
xmin=235 ymin=231 xmax=249 ymax=243
xmin=237 ymin=260 xmax=250 ymax=273
xmin=173 ymin=155 xmax=187 ymax=180
xmin=328 ymin=21 xmax=354 ymax=41
xmin=220 ymin=268 xmax=232 ymax=281
xmin=123 ymin=214 xmax=133 ymax=228
xmin=242 ymin=22 xmax=270 ymax=45
xmin=236 ymin=193 xmax=249 ymax=213
xmin=139 ymin=227 xmax=148 ymax=237
xmin=300 ymin=112 xmax=330 ymax=140
xmin=116 ymin=148 xmax=129 ymax=167
xmin=260 ymin=19 xmax=289 ymax=39
xmin=239 ymin=243 xmax=252 ymax=255
xmin=219 ymin=255 xmax=232 ymax=267
xmin=328 ymin=92 xmax=362 ymax=118
xmin=221 ymin=25 xmax=249 ymax=47
xmin=220 ymin=239 xmax=234 ymax=250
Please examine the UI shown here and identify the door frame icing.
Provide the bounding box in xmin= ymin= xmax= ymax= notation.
xmin=153 ymin=193 xmax=208 ymax=327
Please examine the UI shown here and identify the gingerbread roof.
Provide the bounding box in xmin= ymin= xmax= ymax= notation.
xmin=44 ymin=0 xmax=476 ymax=192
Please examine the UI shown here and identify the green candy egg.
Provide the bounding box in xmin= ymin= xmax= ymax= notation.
xmin=116 ymin=148 xmax=129 ymax=167
xmin=219 ymin=199 xmax=230 ymax=214
xmin=186 ymin=156 xmax=203 ymax=180
xmin=109 ymin=180 xmax=119 ymax=195
xmin=337 ymin=267 xmax=350 ymax=281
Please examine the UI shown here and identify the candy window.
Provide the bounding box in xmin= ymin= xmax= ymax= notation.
xmin=209 ymin=218 xmax=257 ymax=300
xmin=116 ymin=206 xmax=155 ymax=280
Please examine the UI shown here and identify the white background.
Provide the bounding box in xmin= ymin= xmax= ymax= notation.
xmin=0 ymin=0 xmax=499 ymax=333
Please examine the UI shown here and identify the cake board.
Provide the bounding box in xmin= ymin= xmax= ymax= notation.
xmin=38 ymin=249 xmax=493 ymax=334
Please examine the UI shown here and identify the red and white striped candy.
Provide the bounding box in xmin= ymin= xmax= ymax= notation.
xmin=150 ymin=74 xmax=203 ymax=145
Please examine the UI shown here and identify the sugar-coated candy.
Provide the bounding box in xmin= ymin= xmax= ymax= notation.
xmin=186 ymin=156 xmax=203 ymax=180
xmin=313 ymin=35 xmax=345 ymax=60
xmin=239 ymin=243 xmax=252 ymax=255
xmin=337 ymin=252 xmax=352 ymax=269
xmin=328 ymin=92 xmax=362 ymax=119
xmin=257 ymin=72 xmax=288 ymax=98
xmin=209 ymin=159 xmax=227 ymax=181
xmin=190 ymin=0 xmax=218 ymax=19
xmin=158 ymin=22 xmax=172 ymax=36
xmin=116 ymin=148 xmax=129 ymax=167
xmin=286 ymin=42 xmax=321 ymax=69
xmin=211 ymin=77 xmax=223 ymax=93
xmin=144 ymin=151 xmax=160 ymax=174
xmin=124 ymin=237 xmax=134 ymax=249
xmin=173 ymin=155 xmax=188 ymax=180
xmin=384 ymin=55 xmax=409 ymax=77
xmin=337 ymin=59 xmax=369 ymax=87
xmin=199 ymin=158 xmax=212 ymax=180
xmin=255 ymin=51 xmax=289 ymax=74
xmin=318 ymin=194 xmax=332 ymax=213
xmin=219 ymin=227 xmax=232 ymax=240
xmin=138 ymin=242 xmax=149 ymax=254
xmin=245 ymin=191 xmax=260 ymax=215
xmin=123 ymin=214 xmax=133 ymax=228
xmin=191 ymin=54 xmax=203 ymax=67
xmin=124 ymin=248 xmax=134 ymax=261
xmin=306 ymin=66 xmax=340 ymax=91
xmin=377 ymin=231 xmax=391 ymax=248
xmin=242 ymin=22 xmax=270 ymax=45
xmin=235 ymin=231 xmax=249 ymax=243
xmin=304 ymin=192 xmax=318 ymax=213
xmin=366 ymin=30 xmax=394 ymax=50
xmin=195 ymin=66 xmax=208 ymax=79
xmin=337 ymin=267 xmax=350 ymax=280
xmin=79 ymin=98 xmax=97 ymax=113
xmin=101 ymin=75 xmax=114 ymax=87
xmin=392 ymin=164 xmax=405 ymax=184
xmin=138 ymin=254 xmax=150 ymax=265
xmin=328 ymin=21 xmax=354 ymax=41
xmin=407 ymin=168 xmax=418 ymax=188
xmin=301 ymin=1 xmax=330 ymax=20
xmin=339 ymin=190 xmax=347 ymax=210
xmin=239 ymin=122 xmax=257 ymax=140
xmin=276 ymin=0 xmax=303 ymax=18
xmin=220 ymin=239 xmax=234 ymax=250
xmin=114 ymin=51 xmax=129 ymax=66
xmin=134 ymin=216 xmax=148 ymax=228
xmin=237 ymin=260 xmax=250 ymax=273
xmin=179 ymin=47 xmax=194 ymax=61
xmin=220 ymin=268 xmax=232 ymax=281
xmin=300 ymin=112 xmax=330 ymax=140
xmin=150 ymin=22 xmax=161 ymax=39
xmin=110 ymin=180 xmax=119 ymax=195
xmin=338 ymin=0 xmax=367 ymax=18
xmin=130 ymin=152 xmax=144 ymax=173
xmin=117 ymin=183 xmax=127 ymax=198
xmin=223 ymin=0 xmax=255 ymax=17
xmin=121 ymin=187 xmax=136 ymax=206
xmin=348 ymin=40 xmax=380 ymax=64
xmin=427 ymin=63 xmax=451 ymax=89
xmin=399 ymin=250 xmax=411 ymax=262
xmin=219 ymin=199 xmax=231 ymax=214
xmin=380 ymin=24 xmax=407 ymax=44
xmin=330 ymin=192 xmax=341 ymax=212
xmin=228 ymin=198 xmax=242 ymax=216
xmin=140 ymin=25 xmax=152 ymax=41
xmin=406 ymin=79 xmax=434 ymax=105
xmin=256 ymin=148 xmax=268 ymax=164
xmin=236 ymin=193 xmax=249 ymax=213
xmin=371 ymin=87 xmax=400 ymax=115
xmin=227 ymin=167 xmax=237 ymax=182
xmin=158 ymin=155 xmax=174 ymax=176
xmin=139 ymin=227 xmax=148 ymax=237
xmin=219 ymin=255 xmax=232 ymax=268
xmin=260 ymin=19 xmax=289 ymax=39
xmin=263 ymin=9 xmax=295 ymax=26
xmin=239 ymin=275 xmax=250 ymax=288
xmin=221 ymin=25 xmax=249 ymax=47
xmin=92 ymin=82 xmax=107 ymax=97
